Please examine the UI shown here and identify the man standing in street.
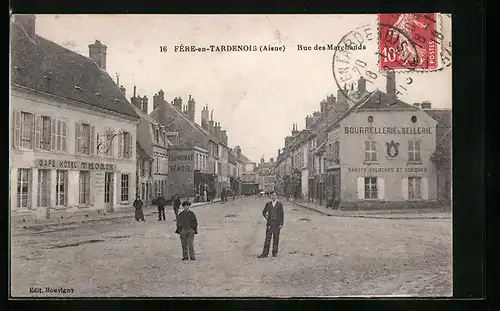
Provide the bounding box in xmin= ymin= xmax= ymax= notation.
xmin=133 ymin=194 xmax=145 ymax=222
xmin=175 ymin=201 xmax=198 ymax=260
xmin=156 ymin=192 xmax=166 ymax=222
xmin=258 ymin=191 xmax=284 ymax=258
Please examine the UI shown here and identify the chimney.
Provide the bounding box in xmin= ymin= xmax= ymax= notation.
xmin=119 ymin=85 xmax=126 ymax=96
xmin=131 ymin=94 xmax=141 ymax=110
xmin=358 ymin=76 xmax=367 ymax=94
xmin=88 ymin=40 xmax=107 ymax=70
xmin=15 ymin=14 xmax=36 ymax=39
xmin=421 ymin=101 xmax=432 ymax=109
xmin=261 ymin=157 xmax=265 ymax=164
xmin=142 ymin=95 xmax=148 ymax=114
xmin=270 ymin=158 xmax=274 ymax=163
xmin=201 ymin=105 xmax=209 ymax=130
xmin=305 ymin=115 xmax=313 ymax=129
xmin=235 ymin=146 xmax=241 ymax=159
xmin=209 ymin=118 xmax=214 ymax=136
xmin=326 ymin=94 xmax=336 ymax=111
xmin=320 ymin=100 xmax=327 ymax=114
xmin=221 ymin=130 xmax=227 ymax=145
xmin=278 ymin=149 xmax=281 ymax=156
xmin=413 ymin=103 xmax=421 ymax=108
xmin=173 ymin=97 xmax=182 ymax=110
xmin=386 ymin=69 xmax=396 ymax=99
xmin=188 ymin=95 xmax=195 ymax=122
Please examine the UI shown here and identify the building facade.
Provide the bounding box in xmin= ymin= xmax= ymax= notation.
xmin=10 ymin=16 xmax=140 ymax=220
xmin=275 ymin=74 xmax=450 ymax=209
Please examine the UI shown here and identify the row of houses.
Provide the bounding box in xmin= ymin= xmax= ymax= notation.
xmin=274 ymin=73 xmax=452 ymax=209
xmin=9 ymin=15 xmax=257 ymax=220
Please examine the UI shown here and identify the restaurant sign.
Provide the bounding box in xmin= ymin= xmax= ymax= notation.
xmin=35 ymin=159 xmax=117 ymax=171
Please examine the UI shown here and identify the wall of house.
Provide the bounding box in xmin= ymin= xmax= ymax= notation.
xmin=167 ymin=148 xmax=195 ymax=198
xmin=338 ymin=109 xmax=438 ymax=206
xmin=10 ymin=87 xmax=138 ymax=219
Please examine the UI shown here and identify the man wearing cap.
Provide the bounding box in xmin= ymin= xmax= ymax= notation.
xmin=258 ymin=191 xmax=284 ymax=258
xmin=175 ymin=201 xmax=198 ymax=260
xmin=156 ymin=192 xmax=166 ymax=222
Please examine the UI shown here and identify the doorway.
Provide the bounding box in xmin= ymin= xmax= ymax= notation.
xmin=104 ymin=172 xmax=114 ymax=212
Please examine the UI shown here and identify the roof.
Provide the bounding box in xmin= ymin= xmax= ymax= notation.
xmin=258 ymin=162 xmax=274 ymax=169
xmin=357 ymin=90 xmax=418 ymax=110
xmin=228 ymin=152 xmax=238 ymax=165
xmin=237 ymin=153 xmax=254 ymax=164
xmin=136 ymin=142 xmax=153 ymax=161
xmin=10 ymin=22 xmax=139 ymax=119
xmin=130 ymin=101 xmax=160 ymax=125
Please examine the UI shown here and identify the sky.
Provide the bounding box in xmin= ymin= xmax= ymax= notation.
xmin=33 ymin=14 xmax=452 ymax=163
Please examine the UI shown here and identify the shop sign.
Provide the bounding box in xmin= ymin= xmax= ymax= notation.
xmin=35 ymin=159 xmax=117 ymax=171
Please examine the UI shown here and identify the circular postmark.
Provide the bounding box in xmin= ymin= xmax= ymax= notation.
xmin=332 ymin=23 xmax=420 ymax=105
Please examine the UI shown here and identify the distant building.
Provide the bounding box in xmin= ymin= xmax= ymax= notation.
xmin=10 ymin=15 xmax=140 ymax=220
xmin=150 ymin=92 xmax=230 ymax=198
xmin=129 ymin=87 xmax=175 ymax=205
xmin=257 ymin=157 xmax=276 ymax=192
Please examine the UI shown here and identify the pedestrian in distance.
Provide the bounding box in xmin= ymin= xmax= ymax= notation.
xmin=258 ymin=191 xmax=284 ymax=258
xmin=133 ymin=195 xmax=145 ymax=222
xmin=156 ymin=192 xmax=166 ymax=221
xmin=173 ymin=194 xmax=181 ymax=220
xmin=203 ymin=188 xmax=208 ymax=202
xmin=175 ymin=201 xmax=198 ymax=260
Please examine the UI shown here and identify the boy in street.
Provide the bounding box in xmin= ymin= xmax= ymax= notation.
xmin=175 ymin=201 xmax=198 ymax=260
xmin=133 ymin=195 xmax=145 ymax=222
xmin=156 ymin=192 xmax=166 ymax=221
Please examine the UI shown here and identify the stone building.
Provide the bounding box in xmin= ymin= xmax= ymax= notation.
xmin=10 ymin=15 xmax=140 ymax=220
xmin=150 ymin=92 xmax=230 ymax=198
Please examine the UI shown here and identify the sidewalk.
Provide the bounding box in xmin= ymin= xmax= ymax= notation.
xmin=12 ymin=197 xmax=230 ymax=233
xmin=288 ymin=199 xmax=452 ymax=219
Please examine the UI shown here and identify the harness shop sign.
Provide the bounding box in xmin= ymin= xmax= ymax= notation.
xmin=35 ymin=159 xmax=117 ymax=171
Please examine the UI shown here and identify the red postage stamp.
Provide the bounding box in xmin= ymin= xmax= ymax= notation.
xmin=378 ymin=13 xmax=440 ymax=71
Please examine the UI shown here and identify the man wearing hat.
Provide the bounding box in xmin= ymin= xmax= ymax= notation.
xmin=175 ymin=201 xmax=198 ymax=260
xmin=156 ymin=192 xmax=166 ymax=222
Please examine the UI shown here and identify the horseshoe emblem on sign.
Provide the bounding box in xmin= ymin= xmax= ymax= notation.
xmin=386 ymin=140 xmax=400 ymax=158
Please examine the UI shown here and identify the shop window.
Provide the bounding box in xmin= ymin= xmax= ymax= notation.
xmin=121 ymin=174 xmax=130 ymax=202
xmin=56 ymin=170 xmax=68 ymax=206
xmin=17 ymin=169 xmax=31 ymax=208
xmin=37 ymin=169 xmax=50 ymax=207
xmin=364 ymin=177 xmax=378 ymax=199
xmin=20 ymin=112 xmax=34 ymax=149
xmin=364 ymin=141 xmax=377 ymax=162
xmin=408 ymin=177 xmax=422 ymax=199
xmin=408 ymin=140 xmax=421 ymax=163
xmin=79 ymin=171 xmax=91 ymax=205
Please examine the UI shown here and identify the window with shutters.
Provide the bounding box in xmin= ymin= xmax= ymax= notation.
xmin=121 ymin=174 xmax=129 ymax=202
xmin=20 ymin=112 xmax=34 ymax=149
xmin=364 ymin=177 xmax=378 ymax=199
xmin=408 ymin=177 xmax=422 ymax=199
xmin=80 ymin=123 xmax=91 ymax=155
xmin=54 ymin=119 xmax=67 ymax=152
xmin=37 ymin=169 xmax=50 ymax=207
xmin=408 ymin=140 xmax=421 ymax=163
xmin=122 ymin=131 xmax=132 ymax=159
xmin=40 ymin=116 xmax=51 ymax=150
xmin=79 ymin=171 xmax=91 ymax=205
xmin=148 ymin=160 xmax=153 ymax=177
xmin=364 ymin=141 xmax=377 ymax=162
xmin=56 ymin=170 xmax=68 ymax=206
xmin=17 ymin=169 xmax=31 ymax=208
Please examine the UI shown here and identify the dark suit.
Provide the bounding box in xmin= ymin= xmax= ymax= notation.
xmin=261 ymin=201 xmax=284 ymax=256
xmin=175 ymin=210 xmax=198 ymax=259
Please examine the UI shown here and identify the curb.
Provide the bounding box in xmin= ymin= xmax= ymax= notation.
xmin=14 ymin=197 xmax=238 ymax=233
xmin=290 ymin=201 xmax=451 ymax=220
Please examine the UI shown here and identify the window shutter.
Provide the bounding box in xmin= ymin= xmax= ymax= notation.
xmin=422 ymin=177 xmax=429 ymax=200
xmin=128 ymin=133 xmax=133 ymax=159
xmin=34 ymin=115 xmax=41 ymax=149
xmin=377 ymin=177 xmax=385 ymax=200
xmin=117 ymin=173 xmax=122 ymax=203
xmin=89 ymin=173 xmax=95 ymax=206
xmin=357 ymin=177 xmax=364 ymax=199
xmin=75 ymin=122 xmax=81 ymax=153
xmin=117 ymin=131 xmax=123 ymax=158
xmin=402 ymin=177 xmax=409 ymax=200
xmin=28 ymin=169 xmax=33 ymax=209
xmin=65 ymin=172 xmax=69 ymax=206
xmin=51 ymin=118 xmax=57 ymax=151
xmin=12 ymin=110 xmax=21 ymax=148
xmin=90 ymin=125 xmax=95 ymax=155
xmin=62 ymin=121 xmax=67 ymax=152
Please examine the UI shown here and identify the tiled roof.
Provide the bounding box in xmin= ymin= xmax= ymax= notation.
xmin=228 ymin=151 xmax=238 ymax=165
xmin=10 ymin=23 xmax=139 ymax=119
xmin=237 ymin=153 xmax=254 ymax=164
xmin=130 ymin=102 xmax=160 ymax=125
xmin=357 ymin=90 xmax=418 ymax=110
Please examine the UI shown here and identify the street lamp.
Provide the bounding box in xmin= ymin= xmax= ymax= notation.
xmin=96 ymin=129 xmax=119 ymax=155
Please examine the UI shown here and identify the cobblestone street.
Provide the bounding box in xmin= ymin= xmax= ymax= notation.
xmin=11 ymin=197 xmax=452 ymax=297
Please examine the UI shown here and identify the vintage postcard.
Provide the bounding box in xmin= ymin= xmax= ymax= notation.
xmin=10 ymin=14 xmax=452 ymax=297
